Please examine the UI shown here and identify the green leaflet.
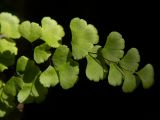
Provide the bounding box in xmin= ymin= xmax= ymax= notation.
xmin=119 ymin=48 xmax=140 ymax=72
xmin=136 ymin=64 xmax=154 ymax=89
xmin=89 ymin=45 xmax=101 ymax=57
xmin=0 ymin=12 xmax=20 ymax=38
xmin=0 ymin=84 xmax=16 ymax=108
xmin=52 ymin=45 xmax=79 ymax=89
xmin=40 ymin=65 xmax=59 ymax=87
xmin=3 ymin=76 xmax=23 ymax=96
xmin=0 ymin=39 xmax=17 ymax=72
xmin=23 ymin=60 xmax=41 ymax=83
xmin=25 ymin=77 xmax=48 ymax=104
xmin=0 ymin=81 xmax=3 ymax=88
xmin=122 ymin=71 xmax=136 ymax=93
xmin=0 ymin=64 xmax=7 ymax=72
xmin=0 ymin=110 xmax=6 ymax=117
xmin=16 ymin=56 xmax=29 ymax=74
xmin=86 ymin=55 xmax=107 ymax=82
xmin=101 ymin=31 xmax=125 ymax=62
xmin=0 ymin=102 xmax=7 ymax=117
xmin=0 ymin=39 xmax=17 ymax=54
xmin=57 ymin=63 xmax=79 ymax=89
xmin=70 ymin=18 xmax=99 ymax=59
xmin=34 ymin=43 xmax=51 ymax=64
xmin=108 ymin=63 xmax=122 ymax=86
xmin=0 ymin=51 xmax=15 ymax=72
xmin=32 ymin=78 xmax=48 ymax=103
xmin=86 ymin=45 xmax=107 ymax=82
xmin=17 ymin=84 xmax=31 ymax=103
xmin=41 ymin=17 xmax=65 ymax=48
xmin=19 ymin=21 xmax=41 ymax=42
xmin=17 ymin=59 xmax=48 ymax=103
xmin=17 ymin=60 xmax=41 ymax=103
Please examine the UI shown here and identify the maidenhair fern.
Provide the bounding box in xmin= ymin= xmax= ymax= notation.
xmin=0 ymin=12 xmax=154 ymax=118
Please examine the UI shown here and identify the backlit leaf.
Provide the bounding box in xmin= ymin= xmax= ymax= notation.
xmin=17 ymin=85 xmax=31 ymax=103
xmin=0 ymin=12 xmax=20 ymax=38
xmin=70 ymin=18 xmax=99 ymax=59
xmin=23 ymin=60 xmax=41 ymax=83
xmin=34 ymin=43 xmax=51 ymax=64
xmin=119 ymin=48 xmax=140 ymax=72
xmin=25 ymin=76 xmax=48 ymax=103
xmin=0 ymin=39 xmax=17 ymax=54
xmin=136 ymin=64 xmax=154 ymax=89
xmin=0 ymin=102 xmax=7 ymax=118
xmin=4 ymin=76 xmax=23 ymax=96
xmin=0 ymin=64 xmax=7 ymax=72
xmin=18 ymin=60 xmax=41 ymax=103
xmin=86 ymin=55 xmax=107 ymax=82
xmin=19 ymin=21 xmax=41 ymax=42
xmin=86 ymin=45 xmax=107 ymax=82
xmin=16 ymin=56 xmax=29 ymax=74
xmin=40 ymin=65 xmax=59 ymax=87
xmin=0 ymin=109 xmax=6 ymax=118
xmin=101 ymin=31 xmax=125 ymax=62
xmin=53 ymin=45 xmax=79 ymax=89
xmin=32 ymin=78 xmax=48 ymax=103
xmin=0 ymin=39 xmax=17 ymax=72
xmin=0 ymin=81 xmax=3 ymax=88
xmin=122 ymin=71 xmax=136 ymax=93
xmin=108 ymin=63 xmax=122 ymax=86
xmin=41 ymin=17 xmax=65 ymax=48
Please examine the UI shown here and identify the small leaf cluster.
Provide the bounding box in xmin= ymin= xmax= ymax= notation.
xmin=0 ymin=12 xmax=154 ymax=118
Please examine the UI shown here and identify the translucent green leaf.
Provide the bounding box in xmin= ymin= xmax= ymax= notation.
xmin=0 ymin=109 xmax=6 ymax=117
xmin=4 ymin=76 xmax=23 ymax=96
xmin=16 ymin=56 xmax=29 ymax=74
xmin=58 ymin=63 xmax=79 ymax=89
xmin=53 ymin=45 xmax=79 ymax=89
xmin=0 ymin=86 xmax=15 ymax=108
xmin=119 ymin=48 xmax=140 ymax=72
xmin=0 ymin=39 xmax=18 ymax=72
xmin=17 ymin=85 xmax=31 ymax=103
xmin=0 ymin=51 xmax=15 ymax=70
xmin=0 ymin=87 xmax=3 ymax=97
xmin=101 ymin=31 xmax=125 ymax=62
xmin=108 ymin=63 xmax=122 ymax=86
xmin=30 ymin=78 xmax=48 ymax=103
xmin=88 ymin=45 xmax=101 ymax=57
xmin=0 ymin=81 xmax=3 ymax=88
xmin=0 ymin=103 xmax=7 ymax=118
xmin=40 ymin=65 xmax=59 ymax=87
xmin=18 ymin=60 xmax=41 ymax=103
xmin=0 ymin=64 xmax=7 ymax=72
xmin=23 ymin=60 xmax=41 ymax=83
xmin=41 ymin=17 xmax=65 ymax=48
xmin=0 ymin=12 xmax=20 ymax=38
xmin=3 ymin=78 xmax=16 ymax=96
xmin=0 ymin=39 xmax=17 ymax=71
xmin=19 ymin=78 xmax=48 ymax=104
xmin=86 ymin=55 xmax=107 ymax=82
xmin=31 ymin=83 xmax=39 ymax=98
xmin=70 ymin=18 xmax=99 ymax=59
xmin=0 ymin=91 xmax=8 ymax=101
xmin=0 ymin=39 xmax=17 ymax=55
xmin=122 ymin=71 xmax=136 ymax=93
xmin=136 ymin=64 xmax=154 ymax=89
xmin=19 ymin=21 xmax=41 ymax=42
xmin=34 ymin=43 xmax=51 ymax=64
xmin=53 ymin=46 xmax=70 ymax=67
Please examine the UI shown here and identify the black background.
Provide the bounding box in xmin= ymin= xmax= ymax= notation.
xmin=1 ymin=0 xmax=160 ymax=119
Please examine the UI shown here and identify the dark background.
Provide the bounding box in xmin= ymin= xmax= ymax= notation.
xmin=1 ymin=0 xmax=160 ymax=119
